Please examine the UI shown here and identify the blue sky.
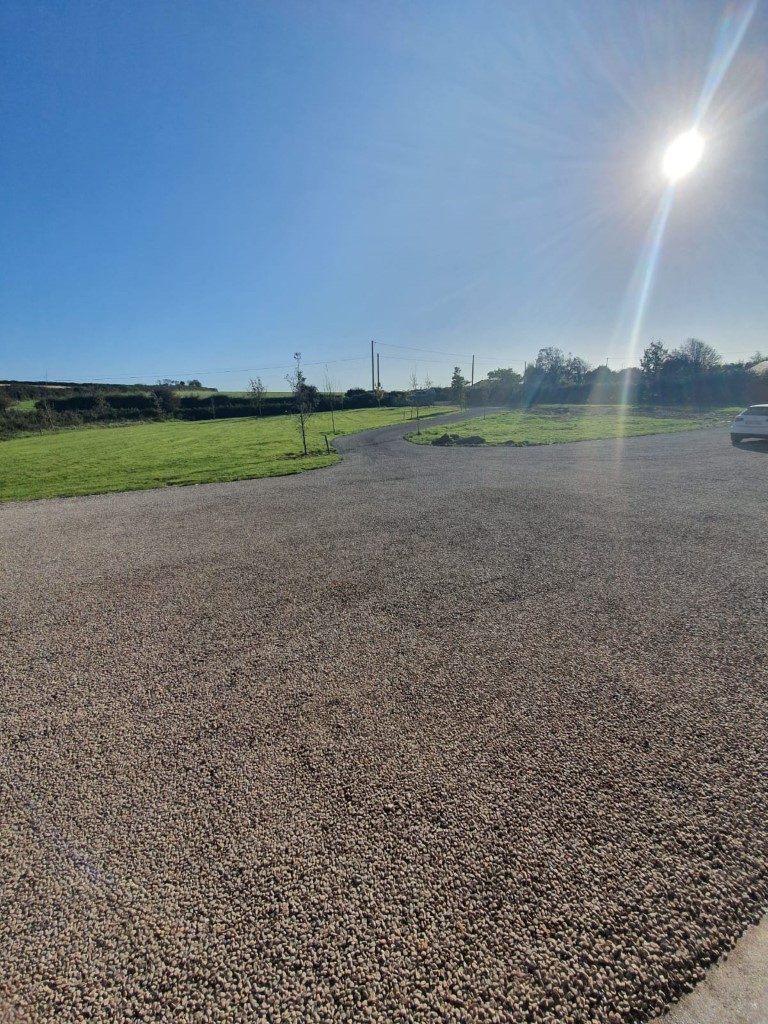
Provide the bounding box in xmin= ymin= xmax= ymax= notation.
xmin=1 ymin=0 xmax=766 ymax=391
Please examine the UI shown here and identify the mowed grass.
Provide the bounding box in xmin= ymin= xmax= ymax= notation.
xmin=409 ymin=405 xmax=738 ymax=446
xmin=0 ymin=406 xmax=455 ymax=502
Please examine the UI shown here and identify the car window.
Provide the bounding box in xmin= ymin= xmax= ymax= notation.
xmin=746 ymin=407 xmax=768 ymax=416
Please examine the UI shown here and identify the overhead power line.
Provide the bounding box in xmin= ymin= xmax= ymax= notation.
xmin=65 ymin=344 xmax=524 ymax=385
xmin=375 ymin=340 xmax=524 ymax=367
xmin=83 ymin=355 xmax=369 ymax=383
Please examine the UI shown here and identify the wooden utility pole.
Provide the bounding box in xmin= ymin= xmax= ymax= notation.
xmin=376 ymin=352 xmax=381 ymax=389
xmin=371 ymin=339 xmax=375 ymax=392
xmin=471 ymin=354 xmax=475 ymax=388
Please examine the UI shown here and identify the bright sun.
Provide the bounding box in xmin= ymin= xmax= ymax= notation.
xmin=662 ymin=129 xmax=705 ymax=182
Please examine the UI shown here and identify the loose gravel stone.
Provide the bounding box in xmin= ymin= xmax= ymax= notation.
xmin=0 ymin=421 xmax=766 ymax=1023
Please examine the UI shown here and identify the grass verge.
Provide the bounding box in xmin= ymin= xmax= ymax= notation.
xmin=0 ymin=406 xmax=455 ymax=503
xmin=407 ymin=405 xmax=738 ymax=446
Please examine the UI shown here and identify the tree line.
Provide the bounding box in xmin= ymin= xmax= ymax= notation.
xmin=0 ymin=361 xmax=440 ymax=439
xmin=3 ymin=338 xmax=766 ymax=441
xmin=450 ymin=340 xmax=767 ymax=409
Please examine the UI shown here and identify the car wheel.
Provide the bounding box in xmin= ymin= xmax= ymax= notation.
xmin=731 ymin=434 xmax=744 ymax=445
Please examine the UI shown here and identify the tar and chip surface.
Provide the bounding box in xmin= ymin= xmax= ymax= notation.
xmin=1 ymin=420 xmax=766 ymax=1022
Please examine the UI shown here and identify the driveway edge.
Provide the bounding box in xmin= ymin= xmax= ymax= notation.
xmin=655 ymin=914 xmax=768 ymax=1023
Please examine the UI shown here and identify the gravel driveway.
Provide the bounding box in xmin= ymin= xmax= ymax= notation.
xmin=1 ymin=421 xmax=766 ymax=1023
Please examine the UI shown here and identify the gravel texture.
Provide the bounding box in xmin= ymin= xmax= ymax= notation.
xmin=1 ymin=419 xmax=766 ymax=1024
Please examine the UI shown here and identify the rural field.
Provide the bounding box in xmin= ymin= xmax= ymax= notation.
xmin=0 ymin=404 xmax=737 ymax=504
xmin=4 ymin=0 xmax=767 ymax=1019
xmin=0 ymin=406 xmax=453 ymax=503
xmin=409 ymin=405 xmax=738 ymax=445
xmin=1 ymin=421 xmax=765 ymax=1023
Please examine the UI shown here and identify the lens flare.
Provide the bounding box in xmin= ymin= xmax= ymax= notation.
xmin=662 ymin=129 xmax=705 ymax=182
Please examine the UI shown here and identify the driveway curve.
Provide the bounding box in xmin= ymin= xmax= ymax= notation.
xmin=1 ymin=423 xmax=766 ymax=1023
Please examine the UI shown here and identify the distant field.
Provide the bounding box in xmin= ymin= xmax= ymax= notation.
xmin=177 ymin=389 xmax=350 ymax=399
xmin=408 ymin=405 xmax=738 ymax=446
xmin=4 ymin=387 xmax=300 ymax=405
xmin=0 ymin=406 xmax=455 ymax=502
xmin=178 ymin=389 xmax=294 ymax=398
xmin=3 ymin=388 xmax=293 ymax=403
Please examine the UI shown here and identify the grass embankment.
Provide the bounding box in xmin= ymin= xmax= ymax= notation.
xmin=0 ymin=406 xmax=454 ymax=502
xmin=408 ymin=405 xmax=737 ymax=446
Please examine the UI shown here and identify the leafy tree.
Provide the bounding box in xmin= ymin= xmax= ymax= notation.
xmin=640 ymin=340 xmax=668 ymax=378
xmin=450 ymin=366 xmax=469 ymax=406
xmin=534 ymin=347 xmax=567 ymax=383
xmin=487 ymin=367 xmax=522 ymax=385
xmin=486 ymin=368 xmax=522 ymax=405
xmin=639 ymin=340 xmax=668 ymax=404
xmin=248 ymin=376 xmax=266 ymax=416
xmin=673 ymin=337 xmax=721 ymax=370
xmin=285 ymin=352 xmax=318 ymax=456
xmin=563 ymin=355 xmax=591 ymax=384
xmin=586 ymin=364 xmax=616 ymax=382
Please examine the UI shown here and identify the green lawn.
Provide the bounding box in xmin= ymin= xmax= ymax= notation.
xmin=0 ymin=406 xmax=454 ymax=502
xmin=408 ymin=405 xmax=738 ymax=446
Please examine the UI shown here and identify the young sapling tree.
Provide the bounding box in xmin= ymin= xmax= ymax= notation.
xmin=249 ymin=376 xmax=266 ymax=416
xmin=286 ymin=352 xmax=318 ymax=456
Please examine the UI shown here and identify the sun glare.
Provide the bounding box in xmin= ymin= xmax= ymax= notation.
xmin=662 ymin=129 xmax=705 ymax=182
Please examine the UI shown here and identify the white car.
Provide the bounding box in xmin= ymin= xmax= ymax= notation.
xmin=731 ymin=404 xmax=768 ymax=444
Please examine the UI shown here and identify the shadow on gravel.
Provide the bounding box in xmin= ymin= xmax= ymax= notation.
xmin=734 ymin=439 xmax=768 ymax=455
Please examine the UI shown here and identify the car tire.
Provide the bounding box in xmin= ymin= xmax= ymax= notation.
xmin=731 ymin=434 xmax=744 ymax=445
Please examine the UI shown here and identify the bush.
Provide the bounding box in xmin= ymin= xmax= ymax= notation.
xmin=0 ymin=406 xmax=45 ymax=438
xmin=430 ymin=433 xmax=486 ymax=446
xmin=151 ymin=386 xmax=179 ymax=415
